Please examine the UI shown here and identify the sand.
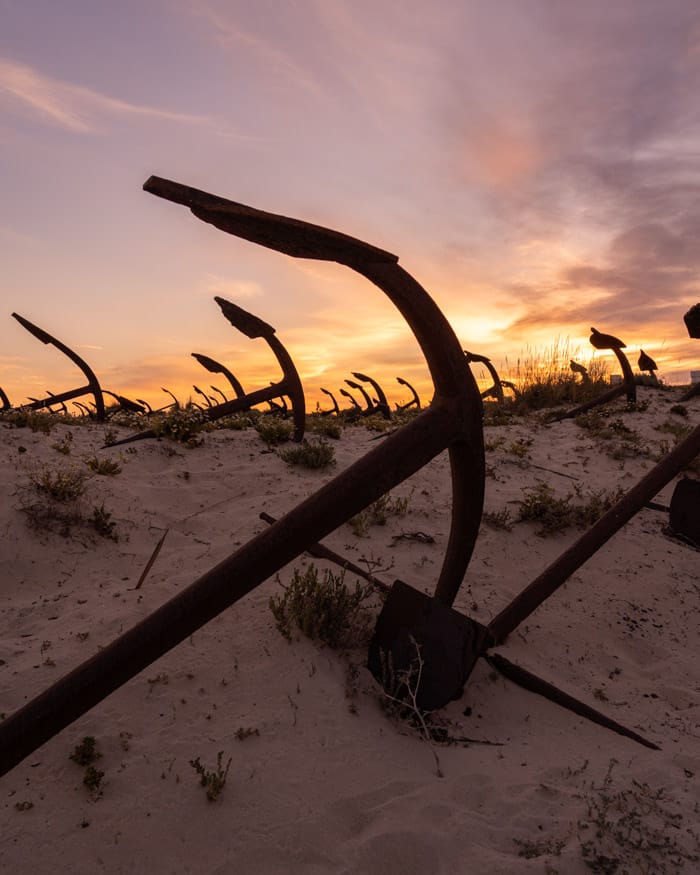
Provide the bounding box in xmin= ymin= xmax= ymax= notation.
xmin=1 ymin=386 xmax=699 ymax=874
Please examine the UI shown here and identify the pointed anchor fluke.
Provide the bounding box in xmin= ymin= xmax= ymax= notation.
xmin=11 ymin=313 xmax=105 ymax=420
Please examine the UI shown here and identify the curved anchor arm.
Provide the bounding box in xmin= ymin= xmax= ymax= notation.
xmin=396 ymin=376 xmax=420 ymax=410
xmin=46 ymin=391 xmax=68 ymax=415
xmin=191 ymin=352 xmax=245 ymax=398
xmin=345 ymin=378 xmax=374 ymax=412
xmin=339 ymin=387 xmax=362 ymax=410
xmin=213 ymin=297 xmax=305 ymax=440
xmin=12 ymin=313 xmax=105 ymax=420
xmin=464 ymin=350 xmax=504 ymax=402
xmin=0 ymin=386 xmax=11 ymax=410
xmin=319 ymin=387 xmax=339 ymax=415
xmin=210 ymin=386 xmax=228 ymax=403
xmin=193 ymin=385 xmax=213 ymax=407
xmin=102 ymin=390 xmax=146 ymax=414
xmin=351 ymin=372 xmax=390 ymax=418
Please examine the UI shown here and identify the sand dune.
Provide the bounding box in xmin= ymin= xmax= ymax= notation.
xmin=1 ymin=386 xmax=699 ymax=873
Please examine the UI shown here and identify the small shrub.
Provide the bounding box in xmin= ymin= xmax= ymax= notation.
xmin=270 ymin=565 xmax=375 ymax=649
xmin=278 ymin=438 xmax=335 ymax=469
xmin=189 ymin=751 xmax=232 ymax=801
xmin=349 ymin=492 xmax=410 ymax=537
xmin=51 ymin=433 xmax=73 ymax=455
xmin=70 ymin=736 xmax=101 ymax=767
xmin=670 ymin=404 xmax=688 ymax=417
xmin=91 ymin=504 xmax=118 ymax=540
xmin=29 ymin=465 xmax=87 ymax=501
xmin=307 ymin=416 xmax=342 ymax=439
xmin=517 ymin=483 xmax=622 ymax=536
xmin=482 ymin=509 xmax=513 ymax=530
xmin=654 ymin=420 xmax=693 ymax=440
xmin=255 ymin=418 xmax=293 ymax=445
xmin=82 ymin=766 xmax=105 ymax=794
xmin=578 ymin=759 xmax=700 ymax=873
xmin=0 ymin=409 xmax=54 ymax=433
xmin=84 ymin=455 xmax=122 ymax=476
xmin=151 ymin=407 xmax=208 ymax=445
xmin=506 ymin=437 xmax=533 ymax=458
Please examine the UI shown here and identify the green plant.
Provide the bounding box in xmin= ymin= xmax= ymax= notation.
xmin=189 ymin=751 xmax=232 ymax=801
xmin=255 ymin=417 xmax=293 ymax=445
xmin=669 ymin=404 xmax=688 ymax=417
xmin=269 ymin=565 xmax=375 ymax=649
xmin=349 ymin=491 xmax=410 ymax=537
xmin=577 ymin=759 xmax=700 ymax=873
xmin=51 ymin=432 xmax=73 ymax=455
xmin=84 ymin=454 xmax=122 ymax=476
xmin=70 ymin=736 xmax=101 ymax=767
xmin=234 ymin=726 xmax=260 ymax=741
xmin=654 ymin=420 xmax=693 ymax=440
xmin=506 ymin=437 xmax=533 ymax=458
xmin=307 ymin=416 xmax=342 ymax=439
xmin=278 ymin=438 xmax=335 ymax=469
xmin=83 ymin=765 xmax=105 ymax=794
xmin=29 ymin=464 xmax=87 ymax=501
xmin=91 ymin=504 xmax=118 ymax=540
xmin=482 ymin=508 xmax=513 ymax=530
xmin=517 ymin=483 xmax=622 ymax=536
xmin=151 ymin=407 xmax=209 ymax=445
xmin=0 ymin=409 xmax=54 ymax=433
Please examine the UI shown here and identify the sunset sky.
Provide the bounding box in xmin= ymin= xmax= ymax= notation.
xmin=2 ymin=0 xmax=700 ymax=412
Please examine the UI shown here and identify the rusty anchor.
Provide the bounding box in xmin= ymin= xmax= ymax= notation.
xmin=569 ymin=359 xmax=591 ymax=384
xmin=11 ymin=313 xmax=106 ymax=421
xmin=0 ymin=386 xmax=11 ymax=410
xmin=464 ymin=350 xmax=505 ymax=403
xmin=0 ymin=176 xmax=486 ymax=776
xmin=637 ymin=350 xmax=659 ymax=385
xmin=395 ymin=377 xmax=421 ymax=411
xmin=102 ymin=390 xmax=147 ymax=415
xmin=319 ymin=387 xmax=340 ymax=416
xmin=351 ymin=372 xmax=391 ymax=419
xmin=339 ymin=386 xmax=363 ymax=417
xmin=344 ymin=377 xmax=376 ymax=415
xmin=191 ymin=352 xmax=246 ymax=399
xmin=683 ymin=303 xmax=700 ymax=339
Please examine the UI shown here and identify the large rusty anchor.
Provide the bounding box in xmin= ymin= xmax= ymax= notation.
xmin=318 ymin=387 xmax=340 ymax=416
xmin=11 ymin=313 xmax=105 ymax=420
xmin=0 ymin=176 xmax=486 ymax=776
xmin=464 ymin=350 xmax=505 ymax=402
xmin=344 ymin=377 xmax=376 ymax=415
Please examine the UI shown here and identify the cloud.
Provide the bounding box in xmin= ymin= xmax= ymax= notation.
xmin=0 ymin=57 xmax=214 ymax=132
xmin=202 ymin=274 xmax=263 ymax=301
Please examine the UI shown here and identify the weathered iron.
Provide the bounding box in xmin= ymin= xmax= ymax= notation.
xmin=210 ymin=386 xmax=228 ymax=404
xmin=103 ymin=390 xmax=147 ymax=415
xmin=351 ymin=372 xmax=391 ymax=418
xmin=0 ymin=176 xmax=485 ymax=776
xmin=345 ymin=378 xmax=375 ymax=414
xmin=464 ymin=350 xmax=504 ymax=402
xmin=191 ymin=352 xmax=245 ymax=398
xmin=319 ymin=387 xmax=340 ymax=416
xmin=193 ymin=385 xmax=213 ymax=407
xmin=0 ymin=386 xmax=10 ymax=410
xmin=339 ymin=386 xmax=362 ymax=414
xmin=136 ymin=398 xmax=153 ymax=413
xmin=569 ymin=359 xmax=591 ymax=383
xmin=638 ymin=350 xmax=659 ymax=384
xmin=161 ymin=387 xmax=181 ymax=410
xmin=11 ymin=313 xmax=106 ymax=420
xmin=683 ymin=303 xmax=700 ymax=339
xmin=668 ymin=477 xmax=700 ymax=547
xmin=589 ymin=327 xmax=636 ymax=403
xmin=395 ymin=376 xmax=420 ymax=410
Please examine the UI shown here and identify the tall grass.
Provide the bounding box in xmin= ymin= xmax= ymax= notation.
xmin=501 ymin=338 xmax=611 ymax=411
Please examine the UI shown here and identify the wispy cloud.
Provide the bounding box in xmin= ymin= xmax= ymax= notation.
xmin=0 ymin=58 xmax=214 ymax=132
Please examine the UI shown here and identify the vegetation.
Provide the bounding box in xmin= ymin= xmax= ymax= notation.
xmin=278 ymin=437 xmax=335 ymax=469
xmin=517 ymin=483 xmax=623 ymax=536
xmin=349 ymin=491 xmax=410 ymax=537
xmin=84 ymin=454 xmax=122 ymax=476
xmin=255 ymin=417 xmax=293 ymax=445
xmin=270 ymin=564 xmax=375 ymax=649
xmin=189 ymin=751 xmax=232 ymax=801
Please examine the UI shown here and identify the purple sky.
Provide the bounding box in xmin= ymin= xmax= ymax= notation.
xmin=2 ymin=0 xmax=699 ymax=408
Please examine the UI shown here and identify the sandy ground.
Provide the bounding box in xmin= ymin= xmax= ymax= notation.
xmin=1 ymin=386 xmax=699 ymax=874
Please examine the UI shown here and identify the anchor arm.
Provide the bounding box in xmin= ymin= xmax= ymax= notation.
xmin=191 ymin=353 xmax=245 ymax=398
xmin=12 ymin=313 xmax=105 ymax=420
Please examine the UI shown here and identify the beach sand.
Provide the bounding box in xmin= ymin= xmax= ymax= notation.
xmin=1 ymin=386 xmax=698 ymax=873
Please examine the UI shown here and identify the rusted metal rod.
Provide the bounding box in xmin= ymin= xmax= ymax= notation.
xmin=488 ymin=422 xmax=700 ymax=644
xmin=11 ymin=313 xmax=105 ymax=420
xmin=352 ymin=372 xmax=391 ymax=418
xmin=464 ymin=350 xmax=504 ymax=403
xmin=319 ymin=387 xmax=339 ymax=416
xmin=0 ymin=386 xmax=10 ymax=410
xmin=396 ymin=376 xmax=420 ymax=410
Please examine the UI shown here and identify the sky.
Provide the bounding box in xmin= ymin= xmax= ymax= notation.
xmin=2 ymin=0 xmax=700 ymax=413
